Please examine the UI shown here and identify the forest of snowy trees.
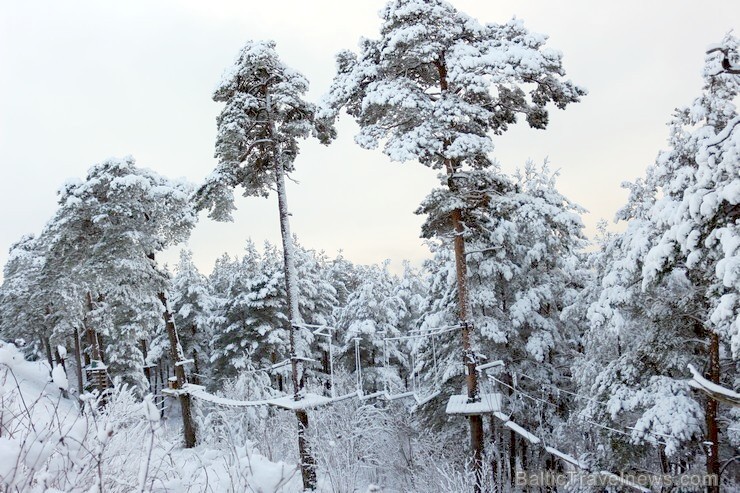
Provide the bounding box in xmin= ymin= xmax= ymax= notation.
xmin=0 ymin=1 xmax=738 ymax=492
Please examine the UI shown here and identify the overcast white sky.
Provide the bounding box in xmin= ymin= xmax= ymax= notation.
xmin=1 ymin=1 xmax=738 ymax=275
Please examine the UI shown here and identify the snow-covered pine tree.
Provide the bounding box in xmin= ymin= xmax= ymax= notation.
xmin=290 ymin=243 xmax=338 ymax=391
xmin=40 ymin=157 xmax=196 ymax=392
xmin=326 ymin=251 xmax=362 ymax=309
xmin=210 ymin=242 xmax=287 ymax=389
xmin=195 ymin=40 xmax=331 ymax=482
xmin=579 ymin=35 xmax=739 ymax=490
xmin=320 ymin=1 xmax=584 ymax=483
xmin=170 ymin=249 xmax=214 ymax=385
xmin=209 ymin=240 xmax=337 ymax=394
xmin=637 ymin=35 xmax=738 ymax=490
xmin=1 ymin=233 xmax=85 ymax=387
xmin=335 ymin=262 xmax=409 ymax=395
xmin=393 ymin=261 xmax=427 ymax=337
xmin=575 ymin=200 xmax=706 ymax=477
xmin=0 ymin=235 xmax=54 ymax=362
xmin=417 ymin=163 xmax=587 ymax=484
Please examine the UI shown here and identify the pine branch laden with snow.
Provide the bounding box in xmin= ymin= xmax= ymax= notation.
xmin=195 ymin=39 xmax=333 ymax=222
xmin=640 ymin=33 xmax=740 ymax=356
xmin=573 ymin=33 xmax=739 ymax=489
xmin=688 ymin=363 xmax=740 ymax=407
xmin=320 ymin=0 xmax=585 ymax=170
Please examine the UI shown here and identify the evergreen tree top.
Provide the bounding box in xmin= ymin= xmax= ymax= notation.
xmin=196 ymin=40 xmax=334 ymax=221
xmin=320 ymin=0 xmax=585 ymax=169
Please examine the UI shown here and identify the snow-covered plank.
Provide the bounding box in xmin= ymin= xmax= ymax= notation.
xmin=331 ymin=391 xmax=359 ymax=402
xmin=476 ymin=360 xmax=504 ymax=372
xmin=358 ymin=390 xmax=386 ymax=401
xmin=597 ymin=471 xmax=651 ymax=493
xmin=163 ymin=384 xmax=205 ymax=397
xmin=445 ymin=393 xmax=502 ymax=415
xmin=688 ymin=364 xmax=740 ymax=406
xmin=291 ymin=356 xmax=317 ymax=363
xmin=385 ymin=390 xmax=416 ymax=401
xmin=181 ymin=384 xmax=206 ymax=392
xmin=189 ymin=390 xmax=271 ymax=407
xmin=415 ymin=389 xmax=442 ymax=406
xmin=544 ymin=446 xmax=584 ymax=468
xmin=162 ymin=387 xmax=187 ymax=397
xmin=270 ymin=359 xmax=290 ymax=371
xmin=504 ymin=421 xmax=541 ymax=444
xmin=268 ymin=393 xmax=333 ymax=410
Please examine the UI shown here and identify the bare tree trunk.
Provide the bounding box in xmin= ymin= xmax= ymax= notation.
xmin=73 ymin=326 xmax=84 ymax=393
xmin=84 ymin=292 xmax=107 ymax=399
xmin=509 ymin=430 xmax=517 ymax=489
xmin=434 ymin=55 xmax=485 ymax=493
xmin=141 ymin=339 xmax=151 ymax=385
xmin=157 ymin=291 xmax=197 ymax=448
xmin=489 ymin=414 xmax=499 ymax=491
xmin=274 ymin=150 xmax=317 ymax=490
xmin=41 ymin=334 xmax=54 ymax=370
xmin=705 ymin=330 xmax=720 ymax=493
xmin=520 ymin=437 xmax=528 ymax=475
xmin=191 ymin=347 xmax=201 ymax=386
xmin=266 ymin=90 xmax=316 ymax=490
xmin=85 ymin=293 xmax=102 ymax=361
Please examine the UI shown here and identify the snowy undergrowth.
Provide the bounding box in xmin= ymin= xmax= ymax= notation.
xmin=197 ymin=370 xmax=481 ymax=493
xmin=1 ymin=341 xmax=491 ymax=493
xmin=0 ymin=341 xmax=300 ymax=493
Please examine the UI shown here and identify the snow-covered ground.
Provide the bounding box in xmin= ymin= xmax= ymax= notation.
xmin=0 ymin=341 xmax=306 ymax=493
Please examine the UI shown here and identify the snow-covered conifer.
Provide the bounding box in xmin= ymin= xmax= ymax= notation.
xmin=321 ymin=1 xmax=584 ymax=480
xmin=578 ymin=35 xmax=739 ymax=487
xmin=336 ymin=262 xmax=409 ymax=394
xmin=40 ymin=156 xmax=196 ymax=390
xmin=196 ymin=39 xmax=333 ymax=488
xmin=170 ymin=250 xmax=214 ymax=384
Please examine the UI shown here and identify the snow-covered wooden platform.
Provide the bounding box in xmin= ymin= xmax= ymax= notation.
xmin=445 ymin=393 xmax=502 ymax=415
xmin=165 ymin=384 xmax=336 ymax=410
xmin=162 ymin=383 xmax=205 ymax=398
xmin=268 ymin=393 xmax=334 ymax=410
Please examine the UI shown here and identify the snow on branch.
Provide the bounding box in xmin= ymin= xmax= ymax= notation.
xmin=687 ymin=364 xmax=740 ymax=407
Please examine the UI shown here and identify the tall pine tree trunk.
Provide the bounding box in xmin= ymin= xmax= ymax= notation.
xmin=84 ymin=292 xmax=106 ymax=397
xmin=435 ymin=56 xmax=484 ymax=493
xmin=269 ymin=92 xmax=317 ymax=490
xmin=705 ymin=330 xmax=720 ymax=493
xmin=73 ymin=326 xmax=84 ymax=393
xmin=509 ymin=430 xmax=517 ymax=489
xmin=141 ymin=339 xmax=152 ymax=385
xmin=41 ymin=333 xmax=54 ymax=371
xmin=157 ymin=291 xmax=197 ymax=448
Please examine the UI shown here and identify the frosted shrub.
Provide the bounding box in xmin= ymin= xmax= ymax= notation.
xmin=1 ymin=342 xmax=301 ymax=492
xmin=0 ymin=357 xmax=172 ymax=491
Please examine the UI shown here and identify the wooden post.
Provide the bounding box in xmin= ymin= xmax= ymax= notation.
xmin=158 ymin=291 xmax=197 ymax=448
xmin=705 ymin=330 xmax=720 ymax=493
